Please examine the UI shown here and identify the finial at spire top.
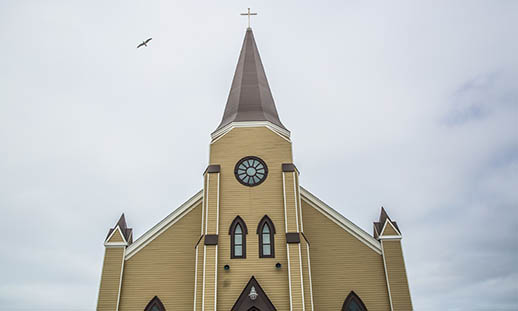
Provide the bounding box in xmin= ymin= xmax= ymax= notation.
xmin=240 ymin=8 xmax=257 ymax=29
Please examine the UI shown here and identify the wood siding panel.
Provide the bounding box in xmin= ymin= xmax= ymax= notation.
xmin=383 ymin=240 xmax=413 ymax=310
xmin=301 ymin=241 xmax=313 ymax=310
xmin=97 ymin=248 xmax=124 ymax=311
xmin=211 ymin=127 xmax=292 ymax=311
xmin=302 ymin=200 xmax=391 ymax=311
xmin=381 ymin=222 xmax=399 ymax=236
xmin=118 ymin=203 xmax=202 ymax=311
xmin=108 ymin=229 xmax=124 ymax=243
xmin=205 ymin=173 xmax=219 ymax=235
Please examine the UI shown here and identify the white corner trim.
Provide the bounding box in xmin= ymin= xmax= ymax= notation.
xmin=299 ymin=186 xmax=382 ymax=255
xmin=193 ymin=245 xmax=199 ymax=311
xmin=378 ymin=235 xmax=402 ymax=240
xmin=210 ymin=121 xmax=291 ymax=143
xmin=115 ymin=247 xmax=125 ymax=311
xmin=381 ymin=240 xmax=394 ymax=311
xmin=104 ymin=226 xmax=128 ymax=246
xmin=125 ymin=190 xmax=203 ymax=259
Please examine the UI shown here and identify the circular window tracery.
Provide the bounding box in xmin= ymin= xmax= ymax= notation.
xmin=234 ymin=156 xmax=268 ymax=187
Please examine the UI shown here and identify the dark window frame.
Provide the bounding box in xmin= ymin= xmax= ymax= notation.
xmin=234 ymin=156 xmax=268 ymax=187
xmin=229 ymin=216 xmax=248 ymax=259
xmin=257 ymin=215 xmax=276 ymax=258
xmin=144 ymin=296 xmax=166 ymax=311
xmin=342 ymin=291 xmax=368 ymax=311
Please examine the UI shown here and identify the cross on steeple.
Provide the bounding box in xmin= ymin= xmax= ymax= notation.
xmin=240 ymin=8 xmax=257 ymax=29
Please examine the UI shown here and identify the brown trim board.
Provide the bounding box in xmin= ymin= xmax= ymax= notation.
xmin=204 ymin=234 xmax=218 ymax=245
xmin=286 ymin=232 xmax=300 ymax=243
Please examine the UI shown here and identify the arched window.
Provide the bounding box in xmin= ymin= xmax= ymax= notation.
xmin=144 ymin=296 xmax=166 ymax=311
xmin=342 ymin=291 xmax=367 ymax=311
xmin=229 ymin=216 xmax=248 ymax=259
xmin=257 ymin=215 xmax=276 ymax=258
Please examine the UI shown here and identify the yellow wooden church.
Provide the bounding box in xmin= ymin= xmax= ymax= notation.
xmin=96 ymin=26 xmax=413 ymax=311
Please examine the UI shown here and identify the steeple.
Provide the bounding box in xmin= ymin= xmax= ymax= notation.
xmin=214 ymin=28 xmax=287 ymax=134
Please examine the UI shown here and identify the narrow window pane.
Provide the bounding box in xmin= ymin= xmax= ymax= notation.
xmin=263 ymin=244 xmax=271 ymax=256
xmin=235 ymin=245 xmax=242 ymax=256
xmin=235 ymin=224 xmax=242 ymax=234
xmin=262 ymin=224 xmax=270 ymax=233
xmin=347 ymin=300 xmax=362 ymax=311
xmin=262 ymin=233 xmax=270 ymax=244
xmin=235 ymin=234 xmax=242 ymax=245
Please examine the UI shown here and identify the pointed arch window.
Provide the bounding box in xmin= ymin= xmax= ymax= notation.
xmin=144 ymin=296 xmax=166 ymax=311
xmin=229 ymin=216 xmax=248 ymax=259
xmin=257 ymin=215 xmax=276 ymax=258
xmin=342 ymin=291 xmax=367 ymax=311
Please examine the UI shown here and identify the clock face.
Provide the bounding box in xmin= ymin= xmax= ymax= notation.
xmin=234 ymin=156 xmax=268 ymax=187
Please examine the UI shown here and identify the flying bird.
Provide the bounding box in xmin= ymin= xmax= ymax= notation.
xmin=137 ymin=38 xmax=152 ymax=48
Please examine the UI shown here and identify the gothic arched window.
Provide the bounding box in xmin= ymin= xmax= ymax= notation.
xmin=229 ymin=216 xmax=248 ymax=259
xmin=257 ymin=215 xmax=276 ymax=258
xmin=342 ymin=291 xmax=367 ymax=311
xmin=144 ymin=296 xmax=166 ymax=311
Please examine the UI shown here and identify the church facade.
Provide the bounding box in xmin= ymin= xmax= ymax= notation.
xmin=96 ymin=28 xmax=413 ymax=311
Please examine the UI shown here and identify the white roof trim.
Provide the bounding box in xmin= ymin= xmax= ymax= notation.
xmin=300 ymin=186 xmax=382 ymax=255
xmin=379 ymin=219 xmax=402 ymax=239
xmin=125 ymin=190 xmax=203 ymax=260
xmin=104 ymin=226 xmax=128 ymax=246
xmin=211 ymin=121 xmax=291 ymax=143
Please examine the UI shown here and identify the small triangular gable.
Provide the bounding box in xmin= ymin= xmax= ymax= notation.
xmin=106 ymin=227 xmax=126 ymax=243
xmin=381 ymin=220 xmax=400 ymax=236
xmin=232 ymin=276 xmax=276 ymax=311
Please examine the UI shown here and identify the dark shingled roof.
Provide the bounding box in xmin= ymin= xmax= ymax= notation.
xmin=105 ymin=213 xmax=133 ymax=244
xmin=214 ymin=28 xmax=287 ymax=133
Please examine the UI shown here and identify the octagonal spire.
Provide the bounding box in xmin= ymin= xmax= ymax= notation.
xmin=214 ymin=28 xmax=287 ymax=133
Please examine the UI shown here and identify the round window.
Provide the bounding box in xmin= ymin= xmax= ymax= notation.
xmin=234 ymin=156 xmax=268 ymax=187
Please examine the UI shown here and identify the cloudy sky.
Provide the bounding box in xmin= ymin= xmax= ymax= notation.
xmin=1 ymin=0 xmax=517 ymax=310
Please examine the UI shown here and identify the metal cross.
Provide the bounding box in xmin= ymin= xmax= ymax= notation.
xmin=240 ymin=8 xmax=257 ymax=28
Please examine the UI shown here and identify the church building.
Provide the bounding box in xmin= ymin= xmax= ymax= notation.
xmin=96 ymin=26 xmax=413 ymax=311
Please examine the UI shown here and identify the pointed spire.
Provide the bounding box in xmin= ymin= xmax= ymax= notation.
xmin=105 ymin=213 xmax=133 ymax=244
xmin=214 ymin=28 xmax=287 ymax=133
xmin=373 ymin=207 xmax=401 ymax=239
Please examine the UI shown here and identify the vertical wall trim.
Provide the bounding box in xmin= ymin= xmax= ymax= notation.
xmin=381 ymin=240 xmax=394 ymax=311
xmin=287 ymin=244 xmax=293 ymax=311
xmin=201 ymin=176 xmax=205 ymax=235
xmin=283 ymin=172 xmax=293 ymax=311
xmin=193 ymin=245 xmax=199 ymax=311
xmin=282 ymin=172 xmax=289 ymax=232
xmin=213 ymin=173 xmax=220 ymax=310
xmin=292 ymin=172 xmax=300 ymax=232
xmin=214 ymin=246 xmax=218 ymax=310
xmin=204 ymin=174 xmax=210 ymax=235
xmin=202 ymin=245 xmax=207 ymax=311
xmin=216 ymin=173 xmax=220 ymax=234
xmin=296 ymin=174 xmax=304 ymax=232
xmin=201 ymin=173 xmax=210 ymax=311
xmin=115 ymin=247 xmax=125 ymax=311
xmin=298 ymin=243 xmax=305 ymax=311
xmin=306 ymin=244 xmax=314 ymax=311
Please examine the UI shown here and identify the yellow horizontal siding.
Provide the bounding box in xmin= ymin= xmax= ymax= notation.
xmin=381 ymin=222 xmax=399 ymax=236
xmin=383 ymin=240 xmax=412 ymax=310
xmin=108 ymin=229 xmax=124 ymax=243
xmin=302 ymin=201 xmax=391 ymax=310
xmin=118 ymin=203 xmax=202 ymax=311
xmin=211 ymin=127 xmax=293 ymax=311
xmin=97 ymin=248 xmax=124 ymax=311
